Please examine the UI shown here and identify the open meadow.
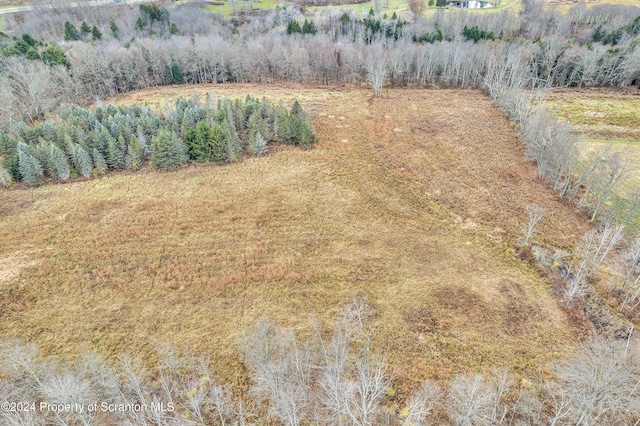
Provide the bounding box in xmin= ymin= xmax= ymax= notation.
xmin=0 ymin=86 xmax=594 ymax=394
xmin=546 ymin=88 xmax=640 ymax=193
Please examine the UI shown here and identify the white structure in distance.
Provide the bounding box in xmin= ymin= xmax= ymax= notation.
xmin=447 ymin=1 xmax=494 ymax=8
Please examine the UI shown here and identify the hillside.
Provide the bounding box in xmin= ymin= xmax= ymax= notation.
xmin=0 ymin=86 xmax=592 ymax=392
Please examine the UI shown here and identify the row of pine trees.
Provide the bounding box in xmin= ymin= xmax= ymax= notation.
xmin=0 ymin=95 xmax=315 ymax=186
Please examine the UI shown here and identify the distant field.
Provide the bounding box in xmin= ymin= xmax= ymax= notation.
xmin=204 ymin=0 xmax=524 ymax=18
xmin=0 ymin=0 xmax=27 ymax=6
xmin=0 ymin=86 xmax=591 ymax=394
xmin=546 ymin=89 xmax=640 ymax=191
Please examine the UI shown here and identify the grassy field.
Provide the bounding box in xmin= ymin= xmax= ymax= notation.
xmin=203 ymin=0 xmax=524 ymax=18
xmin=546 ymin=88 xmax=640 ymax=191
xmin=199 ymin=0 xmax=636 ymax=19
xmin=0 ymin=86 xmax=592 ymax=394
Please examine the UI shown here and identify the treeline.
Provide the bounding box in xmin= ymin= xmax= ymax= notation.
xmin=0 ymin=95 xmax=315 ymax=186
xmin=0 ymin=296 xmax=638 ymax=425
xmin=1 ymin=3 xmax=639 ymax=127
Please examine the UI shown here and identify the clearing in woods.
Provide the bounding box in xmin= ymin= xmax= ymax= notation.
xmin=0 ymin=86 xmax=592 ymax=393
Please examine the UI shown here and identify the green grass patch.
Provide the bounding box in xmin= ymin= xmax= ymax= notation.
xmin=547 ymin=90 xmax=640 ymax=222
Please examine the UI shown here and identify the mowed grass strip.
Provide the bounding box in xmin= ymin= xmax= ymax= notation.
xmin=0 ymin=86 xmax=589 ymax=393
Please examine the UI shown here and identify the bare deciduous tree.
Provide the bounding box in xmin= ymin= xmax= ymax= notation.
xmin=522 ymin=205 xmax=546 ymax=246
xmin=550 ymin=338 xmax=640 ymax=425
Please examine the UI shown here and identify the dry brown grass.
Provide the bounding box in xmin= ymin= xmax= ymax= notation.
xmin=0 ymin=85 xmax=592 ymax=394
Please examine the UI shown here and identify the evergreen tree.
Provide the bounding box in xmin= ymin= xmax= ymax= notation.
xmin=184 ymin=121 xmax=210 ymax=162
xmin=170 ymin=60 xmax=184 ymax=85
xmin=297 ymin=119 xmax=316 ymax=149
xmin=279 ymin=114 xmax=300 ymax=144
xmin=223 ymin=120 xmax=241 ymax=162
xmin=107 ymin=136 xmax=125 ymax=170
xmin=91 ymin=26 xmax=102 ymax=41
xmin=21 ymin=33 xmax=38 ymax=47
xmin=92 ymin=148 xmax=107 ymax=175
xmin=32 ymin=139 xmax=52 ymax=175
xmin=41 ymin=43 xmax=70 ymax=68
xmin=50 ymin=143 xmax=70 ymax=180
xmin=41 ymin=122 xmax=56 ymax=141
xmin=64 ymin=22 xmax=80 ymax=41
xmin=290 ymin=100 xmax=307 ymax=121
xmin=17 ymin=143 xmax=44 ymax=185
xmin=80 ymin=21 xmax=91 ymax=34
xmin=109 ymin=21 xmax=120 ymax=39
xmin=302 ymin=19 xmax=317 ymax=35
xmin=72 ymin=144 xmax=93 ymax=177
xmin=137 ymin=128 xmax=151 ymax=157
xmin=126 ymin=135 xmax=143 ymax=169
xmin=287 ymin=20 xmax=302 ymax=34
xmin=93 ymin=124 xmax=112 ymax=155
xmin=170 ymin=23 xmax=180 ymax=35
xmin=0 ymin=131 xmax=18 ymax=170
xmin=174 ymin=135 xmax=189 ymax=164
xmin=249 ymin=109 xmax=271 ymax=141
xmin=248 ymin=131 xmax=267 ymax=156
xmin=152 ymin=128 xmax=182 ymax=170
xmin=135 ymin=17 xmax=147 ymax=31
xmin=208 ymin=123 xmax=227 ymax=163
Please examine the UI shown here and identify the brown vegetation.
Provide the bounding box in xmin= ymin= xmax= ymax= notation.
xmin=0 ymin=86 xmax=593 ymax=393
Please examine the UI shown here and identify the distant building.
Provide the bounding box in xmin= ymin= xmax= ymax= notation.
xmin=447 ymin=1 xmax=493 ymax=8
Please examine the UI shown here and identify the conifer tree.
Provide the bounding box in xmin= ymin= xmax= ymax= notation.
xmin=290 ymin=100 xmax=307 ymax=121
xmin=126 ymin=135 xmax=143 ymax=169
xmin=170 ymin=60 xmax=184 ymax=85
xmin=208 ymin=123 xmax=227 ymax=163
xmin=279 ymin=114 xmax=301 ymax=145
xmin=32 ymin=139 xmax=52 ymax=175
xmin=222 ymin=119 xmax=241 ymax=162
xmin=41 ymin=122 xmax=56 ymax=141
xmin=92 ymin=148 xmax=107 ymax=175
xmin=80 ymin=21 xmax=91 ymax=34
xmin=72 ymin=144 xmax=93 ymax=177
xmin=17 ymin=143 xmax=44 ymax=185
xmin=109 ymin=21 xmax=120 ymax=39
xmin=49 ymin=143 xmax=70 ymax=180
xmin=91 ymin=26 xmax=102 ymax=41
xmin=287 ymin=20 xmax=302 ymax=34
xmin=152 ymin=128 xmax=182 ymax=170
xmin=248 ymin=131 xmax=267 ymax=156
xmin=64 ymin=22 xmax=80 ymax=41
xmin=137 ymin=128 xmax=151 ymax=157
xmin=184 ymin=121 xmax=211 ymax=162
xmin=302 ymin=19 xmax=317 ymax=35
xmin=93 ymin=123 xmax=112 ymax=154
xmin=107 ymin=136 xmax=125 ymax=170
xmin=297 ymin=119 xmax=316 ymax=149
xmin=249 ymin=109 xmax=271 ymax=141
